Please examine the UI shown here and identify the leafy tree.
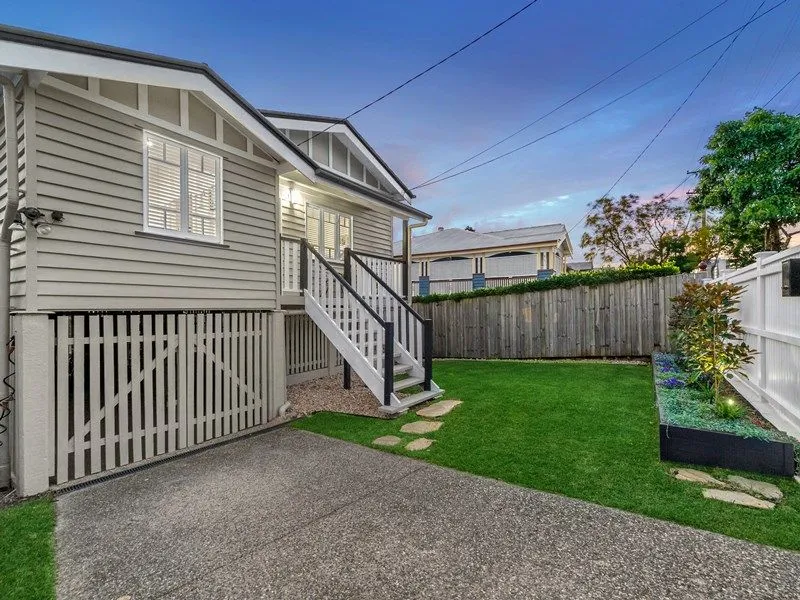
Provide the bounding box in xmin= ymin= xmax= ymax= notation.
xmin=691 ymin=108 xmax=800 ymax=262
xmin=580 ymin=193 xmax=696 ymax=269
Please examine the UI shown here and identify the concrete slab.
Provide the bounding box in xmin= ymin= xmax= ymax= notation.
xmin=56 ymin=428 xmax=800 ymax=600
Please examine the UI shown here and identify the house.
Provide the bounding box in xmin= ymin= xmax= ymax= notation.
xmin=0 ymin=24 xmax=441 ymax=497
xmin=396 ymin=224 xmax=573 ymax=295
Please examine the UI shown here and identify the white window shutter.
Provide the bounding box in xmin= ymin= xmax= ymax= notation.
xmin=306 ymin=205 xmax=321 ymax=249
xmin=145 ymin=135 xmax=182 ymax=232
xmin=186 ymin=147 xmax=219 ymax=238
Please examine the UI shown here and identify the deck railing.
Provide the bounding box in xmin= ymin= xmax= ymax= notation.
xmin=281 ymin=237 xmax=302 ymax=293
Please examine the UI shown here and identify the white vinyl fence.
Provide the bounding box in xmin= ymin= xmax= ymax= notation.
xmin=51 ymin=311 xmax=276 ymax=485
xmin=718 ymin=247 xmax=800 ymax=438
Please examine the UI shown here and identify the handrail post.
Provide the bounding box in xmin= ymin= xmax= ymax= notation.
xmin=384 ymin=322 xmax=394 ymax=406
xmin=342 ymin=246 xmax=352 ymax=390
xmin=299 ymin=238 xmax=309 ymax=291
xmin=423 ymin=318 xmax=433 ymax=391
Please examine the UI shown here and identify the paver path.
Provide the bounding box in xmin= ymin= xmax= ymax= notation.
xmin=56 ymin=428 xmax=800 ymax=599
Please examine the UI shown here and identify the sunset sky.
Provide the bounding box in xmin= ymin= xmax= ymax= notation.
xmin=10 ymin=0 xmax=800 ymax=257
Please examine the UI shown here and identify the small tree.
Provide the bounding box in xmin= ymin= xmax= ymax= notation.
xmin=670 ymin=281 xmax=756 ymax=403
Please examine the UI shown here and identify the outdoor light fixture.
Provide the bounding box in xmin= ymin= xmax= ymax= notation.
xmin=8 ymin=214 xmax=23 ymax=232
xmin=283 ymin=182 xmax=302 ymax=208
xmin=15 ymin=207 xmax=64 ymax=236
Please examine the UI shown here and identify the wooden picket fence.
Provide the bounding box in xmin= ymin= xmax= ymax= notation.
xmin=284 ymin=311 xmax=342 ymax=384
xmin=52 ymin=311 xmax=274 ymax=485
xmin=413 ymin=274 xmax=695 ymax=359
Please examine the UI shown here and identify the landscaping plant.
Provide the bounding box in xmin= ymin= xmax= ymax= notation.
xmin=670 ymin=281 xmax=756 ymax=404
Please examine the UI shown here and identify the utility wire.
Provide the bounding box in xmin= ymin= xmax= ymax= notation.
xmin=413 ymin=0 xmax=788 ymax=191
xmin=413 ymin=0 xmax=733 ymax=188
xmin=566 ymin=0 xmax=769 ymax=236
xmin=764 ymin=67 xmax=800 ymax=105
xmin=304 ymin=1 xmax=541 ymax=145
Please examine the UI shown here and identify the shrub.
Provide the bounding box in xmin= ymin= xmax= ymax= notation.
xmin=669 ymin=281 xmax=756 ymax=403
xmin=414 ymin=264 xmax=680 ymax=304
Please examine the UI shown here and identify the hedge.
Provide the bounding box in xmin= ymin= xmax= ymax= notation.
xmin=413 ymin=264 xmax=681 ymax=304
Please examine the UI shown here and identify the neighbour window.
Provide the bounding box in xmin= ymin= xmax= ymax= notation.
xmin=306 ymin=204 xmax=352 ymax=262
xmin=144 ymin=132 xmax=222 ymax=243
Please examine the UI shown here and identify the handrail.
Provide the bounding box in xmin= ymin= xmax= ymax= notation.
xmin=301 ymin=239 xmax=386 ymax=326
xmin=347 ymin=249 xmax=424 ymax=324
xmin=349 ymin=249 xmax=405 ymax=264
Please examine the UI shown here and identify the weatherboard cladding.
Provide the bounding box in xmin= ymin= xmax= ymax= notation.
xmin=32 ymin=84 xmax=280 ymax=311
xmin=281 ymin=186 xmax=393 ymax=258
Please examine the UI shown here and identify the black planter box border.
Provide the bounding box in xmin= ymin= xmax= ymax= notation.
xmin=653 ymin=358 xmax=796 ymax=476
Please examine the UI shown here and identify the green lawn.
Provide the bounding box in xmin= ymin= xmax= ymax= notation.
xmin=295 ymin=360 xmax=800 ymax=552
xmin=0 ymin=498 xmax=56 ymax=600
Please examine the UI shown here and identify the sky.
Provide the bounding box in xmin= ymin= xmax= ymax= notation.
xmin=7 ymin=0 xmax=800 ymax=259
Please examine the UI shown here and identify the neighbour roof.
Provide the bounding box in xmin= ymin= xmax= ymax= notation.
xmin=395 ymin=223 xmax=571 ymax=256
xmin=567 ymin=261 xmax=594 ymax=271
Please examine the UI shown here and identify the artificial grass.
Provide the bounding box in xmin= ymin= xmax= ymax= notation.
xmin=0 ymin=498 xmax=56 ymax=600
xmin=295 ymin=360 xmax=800 ymax=552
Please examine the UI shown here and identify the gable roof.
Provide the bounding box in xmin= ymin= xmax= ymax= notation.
xmin=260 ymin=109 xmax=416 ymax=200
xmin=395 ymin=223 xmax=572 ymax=256
xmin=0 ymin=23 xmax=317 ymax=180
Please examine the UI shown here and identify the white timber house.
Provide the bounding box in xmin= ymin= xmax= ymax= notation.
xmin=0 ymin=25 xmax=441 ymax=497
xmin=399 ymin=224 xmax=574 ymax=295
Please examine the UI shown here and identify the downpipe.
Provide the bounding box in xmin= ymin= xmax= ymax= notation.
xmin=0 ymin=75 xmax=21 ymax=488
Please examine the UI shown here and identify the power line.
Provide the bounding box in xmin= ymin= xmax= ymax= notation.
xmin=765 ymin=68 xmax=800 ymax=106
xmin=305 ymin=1 xmax=541 ymax=145
xmin=566 ymin=0 xmax=769 ymax=236
xmin=412 ymin=0 xmax=788 ymax=191
xmin=413 ymin=0 xmax=733 ymax=188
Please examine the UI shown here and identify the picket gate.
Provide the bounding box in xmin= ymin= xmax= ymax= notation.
xmin=52 ymin=311 xmax=274 ymax=485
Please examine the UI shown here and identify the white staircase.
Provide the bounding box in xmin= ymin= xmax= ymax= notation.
xmin=300 ymin=240 xmax=443 ymax=413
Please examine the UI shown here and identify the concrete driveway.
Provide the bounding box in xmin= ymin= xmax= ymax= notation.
xmin=56 ymin=427 xmax=800 ymax=599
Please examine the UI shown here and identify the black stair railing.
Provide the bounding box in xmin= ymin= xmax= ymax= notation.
xmin=346 ymin=248 xmax=434 ymax=392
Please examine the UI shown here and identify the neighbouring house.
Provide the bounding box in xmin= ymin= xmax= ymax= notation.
xmin=0 ymin=25 xmax=441 ymax=497
xmin=566 ymin=261 xmax=593 ymax=272
xmin=396 ymin=224 xmax=573 ymax=295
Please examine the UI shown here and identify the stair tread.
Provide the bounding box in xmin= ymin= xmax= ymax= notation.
xmin=394 ymin=376 xmax=424 ymax=392
xmin=380 ymin=388 xmax=444 ymax=414
xmin=393 ymin=363 xmax=413 ymax=375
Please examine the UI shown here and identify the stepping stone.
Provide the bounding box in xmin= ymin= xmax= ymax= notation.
xmin=671 ymin=468 xmax=727 ymax=487
xmin=372 ymin=435 xmax=402 ymax=447
xmin=416 ymin=399 xmax=462 ymax=418
xmin=727 ymin=475 xmax=783 ymax=502
xmin=405 ymin=438 xmax=434 ymax=451
xmin=702 ymin=488 xmax=775 ymax=510
xmin=400 ymin=420 xmax=443 ymax=434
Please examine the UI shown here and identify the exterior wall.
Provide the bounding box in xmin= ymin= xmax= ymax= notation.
xmin=280 ymin=181 xmax=394 ymax=258
xmin=30 ymin=82 xmax=281 ymax=311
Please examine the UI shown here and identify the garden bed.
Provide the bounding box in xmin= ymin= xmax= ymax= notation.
xmin=653 ymin=353 xmax=797 ymax=476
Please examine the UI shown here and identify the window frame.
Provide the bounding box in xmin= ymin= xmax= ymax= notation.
xmin=305 ymin=202 xmax=353 ymax=263
xmin=142 ymin=130 xmax=224 ymax=244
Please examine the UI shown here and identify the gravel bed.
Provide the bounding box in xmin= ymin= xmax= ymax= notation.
xmin=287 ymin=374 xmax=389 ymax=419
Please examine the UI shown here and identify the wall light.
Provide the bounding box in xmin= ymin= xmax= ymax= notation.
xmin=282 ymin=182 xmax=303 ymax=209
xmin=16 ymin=207 xmax=64 ymax=236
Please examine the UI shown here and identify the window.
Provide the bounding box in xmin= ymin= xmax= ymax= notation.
xmin=144 ymin=132 xmax=222 ymax=243
xmin=306 ymin=204 xmax=352 ymax=262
